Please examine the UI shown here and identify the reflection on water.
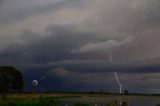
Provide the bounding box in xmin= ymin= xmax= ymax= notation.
xmin=58 ymin=96 xmax=160 ymax=106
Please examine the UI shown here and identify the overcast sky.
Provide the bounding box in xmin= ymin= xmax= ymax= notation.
xmin=1 ymin=0 xmax=160 ymax=93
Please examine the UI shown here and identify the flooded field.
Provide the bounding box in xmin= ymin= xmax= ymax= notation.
xmin=57 ymin=96 xmax=160 ymax=106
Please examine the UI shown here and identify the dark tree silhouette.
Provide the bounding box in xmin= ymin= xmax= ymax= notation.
xmin=124 ymin=90 xmax=128 ymax=95
xmin=0 ymin=66 xmax=24 ymax=101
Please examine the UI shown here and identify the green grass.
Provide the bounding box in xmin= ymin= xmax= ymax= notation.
xmin=0 ymin=96 xmax=117 ymax=106
xmin=0 ymin=96 xmax=95 ymax=106
xmin=0 ymin=93 xmax=123 ymax=106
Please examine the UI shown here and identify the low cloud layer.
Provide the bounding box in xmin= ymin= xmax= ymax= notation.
xmin=72 ymin=36 xmax=135 ymax=53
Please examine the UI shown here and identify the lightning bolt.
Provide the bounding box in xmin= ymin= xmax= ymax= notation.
xmin=108 ymin=50 xmax=122 ymax=94
xmin=114 ymin=72 xmax=122 ymax=94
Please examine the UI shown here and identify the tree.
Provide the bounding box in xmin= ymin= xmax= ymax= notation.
xmin=0 ymin=66 xmax=24 ymax=101
xmin=124 ymin=90 xmax=128 ymax=95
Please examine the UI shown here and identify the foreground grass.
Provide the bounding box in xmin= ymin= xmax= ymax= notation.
xmin=0 ymin=93 xmax=118 ymax=106
xmin=0 ymin=96 xmax=95 ymax=106
xmin=1 ymin=93 xmax=159 ymax=106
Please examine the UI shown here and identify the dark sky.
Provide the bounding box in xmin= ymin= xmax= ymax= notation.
xmin=1 ymin=0 xmax=160 ymax=93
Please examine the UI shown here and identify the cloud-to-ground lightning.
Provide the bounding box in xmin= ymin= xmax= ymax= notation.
xmin=108 ymin=50 xmax=123 ymax=105
xmin=114 ymin=72 xmax=122 ymax=94
xmin=108 ymin=50 xmax=122 ymax=94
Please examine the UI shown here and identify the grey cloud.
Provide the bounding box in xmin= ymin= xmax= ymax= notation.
xmin=48 ymin=68 xmax=117 ymax=92
xmin=21 ymin=64 xmax=160 ymax=93
xmin=72 ymin=36 xmax=135 ymax=53
xmin=64 ymin=0 xmax=160 ymax=64
xmin=0 ymin=24 xmax=94 ymax=67
xmin=55 ymin=62 xmax=160 ymax=73
xmin=119 ymin=72 xmax=160 ymax=93
xmin=26 ymin=67 xmax=160 ymax=93
xmin=0 ymin=0 xmax=87 ymax=24
xmin=1 ymin=0 xmax=160 ymax=93
xmin=0 ymin=0 xmax=2 ymax=5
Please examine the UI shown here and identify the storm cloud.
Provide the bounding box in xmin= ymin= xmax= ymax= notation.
xmin=1 ymin=0 xmax=160 ymax=93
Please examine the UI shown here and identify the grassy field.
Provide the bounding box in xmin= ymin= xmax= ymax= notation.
xmin=0 ymin=93 xmax=119 ymax=106
xmin=0 ymin=93 xmax=160 ymax=106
